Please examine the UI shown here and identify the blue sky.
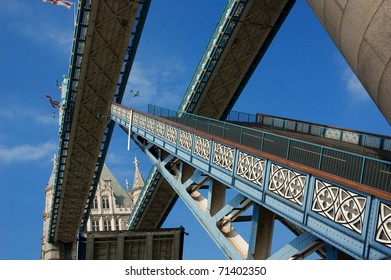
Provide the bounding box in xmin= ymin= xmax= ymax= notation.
xmin=0 ymin=0 xmax=390 ymax=260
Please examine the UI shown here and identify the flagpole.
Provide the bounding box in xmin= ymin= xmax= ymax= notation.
xmin=127 ymin=110 xmax=133 ymax=151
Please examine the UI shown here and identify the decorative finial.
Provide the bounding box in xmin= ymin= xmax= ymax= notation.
xmin=125 ymin=179 xmax=130 ymax=192
xmin=133 ymin=157 xmax=139 ymax=167
xmin=51 ymin=154 xmax=57 ymax=164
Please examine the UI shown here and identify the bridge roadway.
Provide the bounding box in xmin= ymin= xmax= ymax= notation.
xmin=226 ymin=111 xmax=391 ymax=162
xmin=48 ymin=0 xmax=150 ymax=244
xmin=127 ymin=0 xmax=391 ymax=237
xmin=127 ymin=0 xmax=297 ymax=231
xmin=111 ymin=103 xmax=391 ymax=259
xmin=47 ymin=0 xmax=391 ymax=258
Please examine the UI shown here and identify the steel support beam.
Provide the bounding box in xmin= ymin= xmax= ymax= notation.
xmin=111 ymin=104 xmax=391 ymax=259
xmin=248 ymin=204 xmax=275 ymax=259
xmin=268 ymin=231 xmax=322 ymax=260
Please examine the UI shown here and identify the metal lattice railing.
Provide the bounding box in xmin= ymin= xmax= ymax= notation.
xmin=144 ymin=104 xmax=391 ymax=194
xmin=226 ymin=110 xmax=391 ymax=155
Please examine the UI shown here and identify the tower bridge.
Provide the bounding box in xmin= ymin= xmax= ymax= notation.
xmin=42 ymin=0 xmax=391 ymax=259
xmin=110 ymin=102 xmax=390 ymax=259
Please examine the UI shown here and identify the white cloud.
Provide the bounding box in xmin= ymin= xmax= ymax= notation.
xmin=0 ymin=109 xmax=14 ymax=119
xmin=105 ymin=152 xmax=128 ymax=166
xmin=3 ymin=0 xmax=73 ymax=52
xmin=35 ymin=114 xmax=59 ymax=125
xmin=123 ymin=58 xmax=186 ymax=110
xmin=0 ymin=142 xmax=57 ymax=163
xmin=343 ymin=67 xmax=370 ymax=101
xmin=10 ymin=21 xmax=73 ymax=48
xmin=0 ymin=106 xmax=58 ymax=125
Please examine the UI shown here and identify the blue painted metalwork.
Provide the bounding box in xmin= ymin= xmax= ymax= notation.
xmin=227 ymin=110 xmax=391 ymax=157
xmin=110 ymin=103 xmax=391 ymax=259
xmin=178 ymin=0 xmax=296 ymax=120
xmin=178 ymin=0 xmax=249 ymax=115
xmin=148 ymin=105 xmax=391 ymax=193
xmin=268 ymin=231 xmax=321 ymax=260
xmin=138 ymin=143 xmax=250 ymax=259
xmin=130 ymin=0 xmax=297 ymax=232
xmin=220 ymin=0 xmax=296 ymax=120
xmin=49 ymin=0 xmax=92 ymax=243
xmin=48 ymin=0 xmax=151 ymax=243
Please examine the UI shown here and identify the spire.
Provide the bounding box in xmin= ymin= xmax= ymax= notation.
xmin=125 ymin=179 xmax=130 ymax=192
xmin=47 ymin=154 xmax=57 ymax=191
xmin=134 ymin=157 xmax=139 ymax=167
xmin=131 ymin=157 xmax=144 ymax=205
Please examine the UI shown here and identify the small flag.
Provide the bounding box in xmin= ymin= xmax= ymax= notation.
xmin=42 ymin=0 xmax=73 ymax=9
xmin=45 ymin=94 xmax=60 ymax=109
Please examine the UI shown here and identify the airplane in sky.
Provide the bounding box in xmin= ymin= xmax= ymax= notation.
xmin=130 ymin=89 xmax=141 ymax=97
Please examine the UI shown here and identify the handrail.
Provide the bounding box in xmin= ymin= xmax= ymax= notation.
xmin=136 ymin=104 xmax=390 ymax=195
xmin=226 ymin=110 xmax=391 ymax=157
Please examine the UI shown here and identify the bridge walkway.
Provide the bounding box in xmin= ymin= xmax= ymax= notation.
xmin=128 ymin=0 xmax=297 ymax=231
xmin=111 ymin=102 xmax=391 ymax=259
xmin=225 ymin=111 xmax=391 ymax=162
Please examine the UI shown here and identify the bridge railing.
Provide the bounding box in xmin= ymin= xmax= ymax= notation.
xmin=226 ymin=111 xmax=391 ymax=157
xmin=144 ymin=104 xmax=391 ymax=194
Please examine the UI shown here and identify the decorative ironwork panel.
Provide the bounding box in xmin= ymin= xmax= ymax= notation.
xmin=325 ymin=128 xmax=341 ymax=141
xmin=236 ymin=152 xmax=265 ymax=186
xmin=155 ymin=121 xmax=165 ymax=138
xmin=147 ymin=118 xmax=155 ymax=133
xmin=139 ymin=115 xmax=146 ymax=128
xmin=364 ymin=135 xmax=381 ymax=149
xmin=312 ymin=179 xmax=366 ymax=234
xmin=212 ymin=143 xmax=234 ymax=172
xmin=286 ymin=120 xmax=296 ymax=131
xmin=273 ymin=118 xmax=284 ymax=128
xmin=166 ymin=125 xmax=178 ymax=144
xmin=268 ymin=164 xmax=306 ymax=206
xmin=342 ymin=131 xmax=359 ymax=144
xmin=178 ymin=130 xmax=192 ymax=151
xmin=133 ymin=112 xmax=140 ymax=126
xmin=193 ymin=136 xmax=211 ymax=160
xmin=384 ymin=139 xmax=391 ymax=151
xmin=376 ymin=202 xmax=391 ymax=249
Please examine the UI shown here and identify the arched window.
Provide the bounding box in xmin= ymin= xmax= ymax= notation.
xmin=102 ymin=195 xmax=110 ymax=209
xmin=92 ymin=220 xmax=99 ymax=231
xmin=92 ymin=197 xmax=98 ymax=209
xmin=103 ymin=220 xmax=111 ymax=231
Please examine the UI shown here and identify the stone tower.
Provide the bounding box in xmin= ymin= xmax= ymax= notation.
xmin=41 ymin=155 xmax=60 ymax=260
xmin=42 ymin=156 xmax=145 ymax=259
xmin=131 ymin=157 xmax=144 ymax=206
xmin=86 ymin=164 xmax=133 ymax=232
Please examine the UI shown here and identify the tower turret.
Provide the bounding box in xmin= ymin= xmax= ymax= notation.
xmin=131 ymin=157 xmax=144 ymax=206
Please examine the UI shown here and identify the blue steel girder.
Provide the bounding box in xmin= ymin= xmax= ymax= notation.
xmin=128 ymin=0 xmax=296 ymax=233
xmin=49 ymin=0 xmax=151 ymax=244
xmin=110 ymin=103 xmax=391 ymax=259
xmin=117 ymin=111 xmax=324 ymax=259
xmin=179 ymin=0 xmax=296 ymax=120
